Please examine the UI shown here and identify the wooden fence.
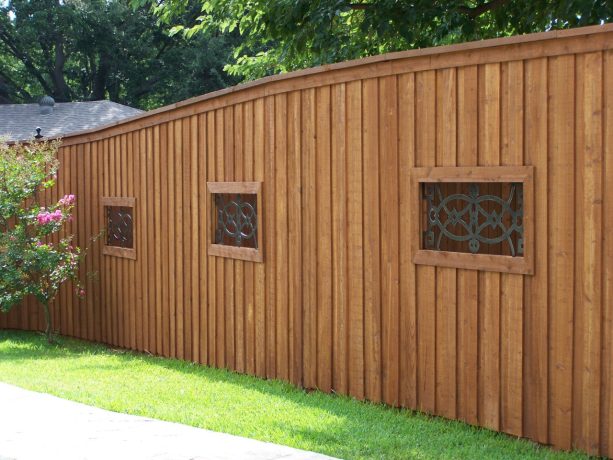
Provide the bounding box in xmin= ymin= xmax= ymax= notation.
xmin=1 ymin=24 xmax=612 ymax=457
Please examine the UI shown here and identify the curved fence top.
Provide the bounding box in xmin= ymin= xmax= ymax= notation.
xmin=30 ymin=23 xmax=613 ymax=146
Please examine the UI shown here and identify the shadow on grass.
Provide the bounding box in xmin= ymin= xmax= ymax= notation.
xmin=0 ymin=330 xmax=586 ymax=460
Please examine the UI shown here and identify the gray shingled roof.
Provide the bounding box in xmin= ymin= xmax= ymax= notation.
xmin=0 ymin=100 xmax=143 ymax=141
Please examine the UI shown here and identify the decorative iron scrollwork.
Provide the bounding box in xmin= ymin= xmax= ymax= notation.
xmin=214 ymin=193 xmax=258 ymax=248
xmin=106 ymin=206 xmax=134 ymax=248
xmin=423 ymin=183 xmax=523 ymax=256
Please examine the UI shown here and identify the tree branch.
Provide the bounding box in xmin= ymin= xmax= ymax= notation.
xmin=0 ymin=68 xmax=33 ymax=101
xmin=0 ymin=30 xmax=53 ymax=94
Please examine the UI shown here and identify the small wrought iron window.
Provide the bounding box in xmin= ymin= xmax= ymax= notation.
xmin=101 ymin=197 xmax=136 ymax=260
xmin=208 ymin=182 xmax=263 ymax=262
xmin=214 ymin=193 xmax=258 ymax=248
xmin=423 ymin=182 xmax=523 ymax=256
xmin=106 ymin=206 xmax=134 ymax=249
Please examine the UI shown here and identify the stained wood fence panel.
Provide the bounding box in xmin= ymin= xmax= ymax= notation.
xmin=2 ymin=25 xmax=613 ymax=457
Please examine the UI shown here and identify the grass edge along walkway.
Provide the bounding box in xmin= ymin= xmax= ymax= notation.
xmin=0 ymin=330 xmax=589 ymax=460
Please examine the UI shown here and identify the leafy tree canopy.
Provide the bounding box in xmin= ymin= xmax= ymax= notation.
xmin=135 ymin=0 xmax=613 ymax=80
xmin=0 ymin=0 xmax=241 ymax=109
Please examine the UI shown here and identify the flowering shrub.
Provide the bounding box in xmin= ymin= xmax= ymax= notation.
xmin=0 ymin=139 xmax=83 ymax=343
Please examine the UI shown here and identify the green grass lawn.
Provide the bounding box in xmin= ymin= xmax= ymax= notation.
xmin=0 ymin=330 xmax=588 ymax=460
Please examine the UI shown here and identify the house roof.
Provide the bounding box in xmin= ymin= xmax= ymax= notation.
xmin=0 ymin=100 xmax=143 ymax=142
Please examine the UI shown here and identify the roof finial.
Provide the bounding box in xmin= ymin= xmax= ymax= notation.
xmin=34 ymin=127 xmax=43 ymax=139
xmin=39 ymin=95 xmax=55 ymax=115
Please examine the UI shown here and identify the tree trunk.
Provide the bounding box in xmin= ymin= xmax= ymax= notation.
xmin=92 ymin=52 xmax=110 ymax=100
xmin=42 ymin=301 xmax=53 ymax=344
xmin=51 ymin=36 xmax=71 ymax=102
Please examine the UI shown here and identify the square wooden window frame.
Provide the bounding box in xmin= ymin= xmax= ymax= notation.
xmin=101 ymin=196 xmax=136 ymax=260
xmin=410 ymin=166 xmax=534 ymax=275
xmin=207 ymin=181 xmax=263 ymax=263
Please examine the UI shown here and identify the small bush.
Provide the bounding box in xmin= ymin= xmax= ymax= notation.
xmin=0 ymin=139 xmax=83 ymax=342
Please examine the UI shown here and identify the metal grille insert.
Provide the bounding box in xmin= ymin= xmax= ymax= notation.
xmin=423 ymin=182 xmax=523 ymax=256
xmin=214 ymin=193 xmax=258 ymax=249
xmin=106 ymin=206 xmax=134 ymax=249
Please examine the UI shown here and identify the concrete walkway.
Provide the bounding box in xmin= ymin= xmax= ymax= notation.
xmin=0 ymin=382 xmax=337 ymax=460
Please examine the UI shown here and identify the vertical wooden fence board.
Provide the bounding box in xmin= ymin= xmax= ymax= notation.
xmin=301 ymin=88 xmax=317 ymax=389
xmin=113 ymin=137 xmax=121 ymax=345
xmin=345 ymin=80 xmax=365 ymax=400
xmin=603 ymin=49 xmax=613 ymax=459
xmin=316 ymin=86 xmax=333 ymax=392
xmin=435 ymin=68 xmax=457 ymax=420
xmin=135 ymin=130 xmax=145 ymax=352
xmin=275 ymin=94 xmax=289 ymax=382
xmin=162 ymin=124 xmax=172 ymax=355
xmin=197 ymin=114 xmax=208 ymax=364
xmin=91 ymin=141 xmax=101 ymax=342
xmin=76 ymin=144 xmax=85 ymax=338
xmin=500 ymin=60 xmax=524 ymax=437
xmin=524 ymin=57 xmax=549 ymax=445
xmin=190 ymin=116 xmax=200 ymax=363
xmin=182 ymin=118 xmax=193 ymax=362
xmin=120 ymin=134 xmax=129 ymax=348
xmin=83 ymin=142 xmax=94 ymax=341
xmin=68 ymin=145 xmax=77 ymax=338
xmin=153 ymin=125 xmax=163 ymax=356
xmin=144 ymin=128 xmax=153 ymax=353
xmin=253 ymin=99 xmax=266 ymax=378
xmin=547 ymin=54 xmax=575 ymax=450
xmin=167 ymin=122 xmax=177 ymax=357
xmin=362 ymin=78 xmax=382 ymax=403
xmin=264 ymin=96 xmax=276 ymax=378
xmin=243 ymin=103 xmax=256 ymax=375
xmin=206 ymin=111 xmax=217 ymax=366
xmin=215 ymin=109 xmax=226 ymax=368
xmin=456 ymin=65 xmax=479 ymax=425
xmin=331 ymin=83 xmax=348 ymax=395
xmin=287 ymin=91 xmax=303 ymax=386
xmin=234 ymin=106 xmax=245 ymax=373
xmin=415 ymin=70 xmax=436 ymax=413
xmin=175 ymin=121 xmax=185 ymax=361
xmin=477 ymin=63 xmax=501 ymax=432
xmin=103 ymin=139 xmax=112 ymax=344
xmin=398 ymin=72 xmax=417 ymax=408
xmin=573 ymin=51 xmax=603 ymax=455
xmin=127 ymin=134 xmax=136 ymax=349
xmin=109 ymin=140 xmax=116 ymax=345
xmin=223 ymin=107 xmax=235 ymax=370
xmin=379 ymin=76 xmax=400 ymax=406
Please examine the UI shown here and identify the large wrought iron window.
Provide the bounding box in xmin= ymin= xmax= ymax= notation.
xmin=422 ymin=182 xmax=523 ymax=256
xmin=101 ymin=197 xmax=136 ymax=260
xmin=411 ymin=167 xmax=534 ymax=275
xmin=207 ymin=182 xmax=263 ymax=262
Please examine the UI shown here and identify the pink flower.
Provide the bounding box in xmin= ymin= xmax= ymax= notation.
xmin=58 ymin=194 xmax=75 ymax=206
xmin=37 ymin=211 xmax=51 ymax=225
xmin=51 ymin=209 xmax=63 ymax=222
xmin=37 ymin=209 xmax=63 ymax=224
